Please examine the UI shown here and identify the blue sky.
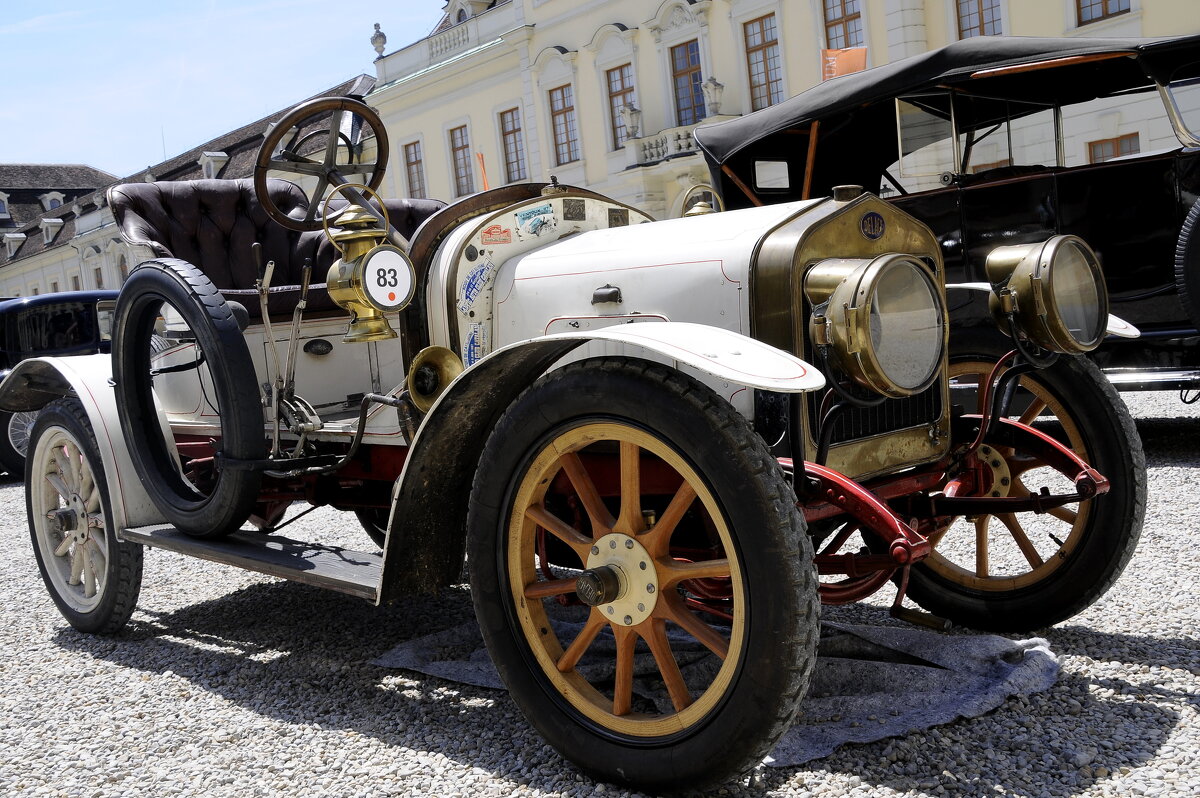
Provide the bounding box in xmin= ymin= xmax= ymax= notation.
xmin=1 ymin=1 xmax=447 ymax=178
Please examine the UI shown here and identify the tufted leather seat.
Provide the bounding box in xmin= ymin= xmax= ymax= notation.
xmin=108 ymin=178 xmax=445 ymax=321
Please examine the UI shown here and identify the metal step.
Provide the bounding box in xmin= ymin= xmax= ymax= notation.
xmin=120 ymin=524 xmax=382 ymax=602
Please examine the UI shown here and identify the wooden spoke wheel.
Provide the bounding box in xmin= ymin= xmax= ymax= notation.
xmin=468 ymin=360 xmax=817 ymax=792
xmin=27 ymin=399 xmax=142 ymax=634
xmin=901 ymin=344 xmax=1145 ymax=632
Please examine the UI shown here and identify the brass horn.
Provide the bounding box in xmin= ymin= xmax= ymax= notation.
xmin=406 ymin=346 xmax=464 ymax=413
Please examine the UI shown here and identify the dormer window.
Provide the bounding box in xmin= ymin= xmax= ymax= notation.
xmin=42 ymin=217 xmax=64 ymax=245
xmin=4 ymin=232 xmax=26 ymax=258
xmin=199 ymin=151 xmax=230 ymax=179
xmin=40 ymin=191 xmax=65 ymax=211
xmin=0 ymin=192 xmax=9 ymax=219
xmin=457 ymin=9 xmax=467 ymax=23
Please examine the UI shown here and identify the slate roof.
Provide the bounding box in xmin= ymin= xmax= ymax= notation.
xmin=1 ymin=74 xmax=376 ymax=266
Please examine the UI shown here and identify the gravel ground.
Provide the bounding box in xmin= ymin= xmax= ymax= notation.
xmin=0 ymin=391 xmax=1197 ymax=798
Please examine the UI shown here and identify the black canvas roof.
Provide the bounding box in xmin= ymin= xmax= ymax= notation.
xmin=695 ymin=34 xmax=1200 ymax=168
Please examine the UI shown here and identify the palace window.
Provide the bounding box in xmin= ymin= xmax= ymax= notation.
xmin=1088 ymin=133 xmax=1139 ymax=163
xmin=824 ymin=0 xmax=864 ymax=48
xmin=449 ymin=126 xmax=474 ymax=197
xmin=607 ymin=64 xmax=637 ymax=148
xmin=744 ymin=14 xmax=783 ymax=111
xmin=403 ymin=141 xmax=427 ymax=199
xmin=549 ymin=85 xmax=580 ymax=165
xmin=499 ymin=108 xmax=527 ymax=183
xmin=958 ymin=0 xmax=1002 ymax=38
xmin=1077 ymin=0 xmax=1130 ymax=25
xmin=671 ymin=40 xmax=706 ymax=126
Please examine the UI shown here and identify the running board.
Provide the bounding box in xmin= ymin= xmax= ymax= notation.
xmin=1105 ymin=368 xmax=1200 ymax=391
xmin=120 ymin=525 xmax=382 ymax=602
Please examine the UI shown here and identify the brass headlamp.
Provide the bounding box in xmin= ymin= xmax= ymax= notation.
xmin=985 ymin=235 xmax=1107 ymax=354
xmin=806 ymin=254 xmax=946 ymax=398
xmin=322 ymin=185 xmax=416 ymax=343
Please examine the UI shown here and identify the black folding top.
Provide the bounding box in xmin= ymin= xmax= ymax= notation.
xmin=695 ymin=34 xmax=1200 ymax=167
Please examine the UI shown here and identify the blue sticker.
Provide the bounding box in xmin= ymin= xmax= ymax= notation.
xmin=515 ymin=203 xmax=557 ymax=239
xmin=458 ymin=257 xmax=496 ymax=314
xmin=464 ymin=322 xmax=488 ymax=366
xmin=860 ymin=211 xmax=885 ymax=240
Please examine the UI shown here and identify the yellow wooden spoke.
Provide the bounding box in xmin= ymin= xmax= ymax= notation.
xmin=559 ymin=452 xmax=615 ymax=533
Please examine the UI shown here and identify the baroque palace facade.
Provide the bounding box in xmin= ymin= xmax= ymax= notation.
xmin=2 ymin=0 xmax=1197 ymax=295
xmin=364 ymin=0 xmax=1197 ymax=219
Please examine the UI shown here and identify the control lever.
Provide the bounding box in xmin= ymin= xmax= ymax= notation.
xmin=282 ymin=257 xmax=312 ymax=398
xmin=253 ymin=242 xmax=285 ymax=458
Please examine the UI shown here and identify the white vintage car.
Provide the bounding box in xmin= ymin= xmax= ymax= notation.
xmin=0 ymin=98 xmax=1145 ymax=791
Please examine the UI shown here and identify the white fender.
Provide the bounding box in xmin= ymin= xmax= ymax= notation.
xmin=947 ymin=282 xmax=1140 ymax=338
xmin=518 ymin=321 xmax=825 ymax=394
xmin=0 ymin=355 xmax=166 ymax=531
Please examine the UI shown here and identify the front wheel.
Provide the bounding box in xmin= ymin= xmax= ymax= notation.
xmin=27 ymin=399 xmax=143 ymax=634
xmin=468 ymin=359 xmax=818 ymax=792
xmin=905 ymin=345 xmax=1146 ymax=631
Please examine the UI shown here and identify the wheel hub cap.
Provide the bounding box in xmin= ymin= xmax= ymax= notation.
xmin=976 ymin=444 xmax=1012 ymax=497
xmin=583 ymin=533 xmax=658 ymax=625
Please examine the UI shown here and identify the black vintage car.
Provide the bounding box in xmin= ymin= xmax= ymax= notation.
xmin=0 ymin=290 xmax=117 ymax=473
xmin=696 ymin=34 xmax=1200 ymax=394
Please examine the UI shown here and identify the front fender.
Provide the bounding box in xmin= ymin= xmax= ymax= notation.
xmin=0 ymin=355 xmax=165 ymax=531
xmin=377 ymin=323 xmax=820 ymax=601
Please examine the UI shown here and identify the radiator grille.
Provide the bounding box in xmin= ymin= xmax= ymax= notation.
xmin=807 ymin=379 xmax=943 ymax=445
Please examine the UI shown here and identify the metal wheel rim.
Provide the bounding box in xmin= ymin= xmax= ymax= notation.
xmin=8 ymin=409 xmax=38 ymax=458
xmin=30 ymin=424 xmax=109 ymax=613
xmin=932 ymin=361 xmax=1092 ymax=591
xmin=506 ymin=422 xmax=744 ymax=737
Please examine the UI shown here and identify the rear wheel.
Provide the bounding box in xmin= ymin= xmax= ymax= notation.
xmin=27 ymin=399 xmax=142 ymax=634
xmin=906 ymin=345 xmax=1145 ymax=631
xmin=354 ymin=508 xmax=389 ymax=549
xmin=468 ymin=360 xmax=817 ymax=791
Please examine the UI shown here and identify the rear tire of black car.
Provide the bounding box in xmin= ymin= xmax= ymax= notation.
xmin=1175 ymin=199 xmax=1200 ymax=332
xmin=0 ymin=409 xmax=37 ymax=476
xmin=900 ymin=335 xmax=1145 ymax=632
xmin=113 ymin=259 xmax=264 ymax=538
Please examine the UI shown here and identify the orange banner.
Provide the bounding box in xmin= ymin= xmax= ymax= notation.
xmin=821 ymin=48 xmax=867 ymax=81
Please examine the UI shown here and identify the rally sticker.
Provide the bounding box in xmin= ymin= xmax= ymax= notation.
xmin=464 ymin=322 xmax=489 ymax=366
xmin=458 ymin=256 xmax=496 ymax=314
xmin=515 ymin=203 xmax=557 ymax=240
xmin=481 ymin=224 xmax=512 ymax=245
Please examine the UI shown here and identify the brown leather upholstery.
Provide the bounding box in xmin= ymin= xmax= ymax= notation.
xmin=109 ymin=178 xmax=445 ymax=320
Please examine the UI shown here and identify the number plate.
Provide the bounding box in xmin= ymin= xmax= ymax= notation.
xmin=361 ymin=245 xmax=415 ymax=312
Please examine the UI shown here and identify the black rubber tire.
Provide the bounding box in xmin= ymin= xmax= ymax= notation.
xmin=467 ymin=359 xmax=818 ymax=792
xmin=0 ymin=409 xmax=34 ymax=475
xmin=113 ymin=259 xmax=264 ymax=537
xmin=1175 ymin=199 xmax=1200 ymax=332
xmin=354 ymin=508 xmax=389 ymax=549
xmin=27 ymin=398 xmax=143 ymax=634
xmin=904 ymin=338 xmax=1146 ymax=632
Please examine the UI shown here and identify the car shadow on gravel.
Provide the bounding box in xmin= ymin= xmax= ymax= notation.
xmin=51 ymin=579 xmax=589 ymax=791
xmin=52 ymin=576 xmax=1192 ymax=798
xmin=1135 ymin=417 xmax=1200 ymax=467
xmin=743 ymin=670 xmax=1182 ymax=798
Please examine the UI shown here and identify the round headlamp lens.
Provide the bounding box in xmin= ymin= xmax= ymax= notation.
xmin=1050 ymin=240 xmax=1104 ymax=349
xmin=869 ymin=260 xmax=944 ymax=393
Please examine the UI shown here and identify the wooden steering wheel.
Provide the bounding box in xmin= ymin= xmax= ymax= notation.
xmin=254 ymin=96 xmax=390 ymax=232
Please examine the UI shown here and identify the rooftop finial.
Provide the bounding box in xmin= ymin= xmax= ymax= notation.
xmin=371 ymin=23 xmax=387 ymax=58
